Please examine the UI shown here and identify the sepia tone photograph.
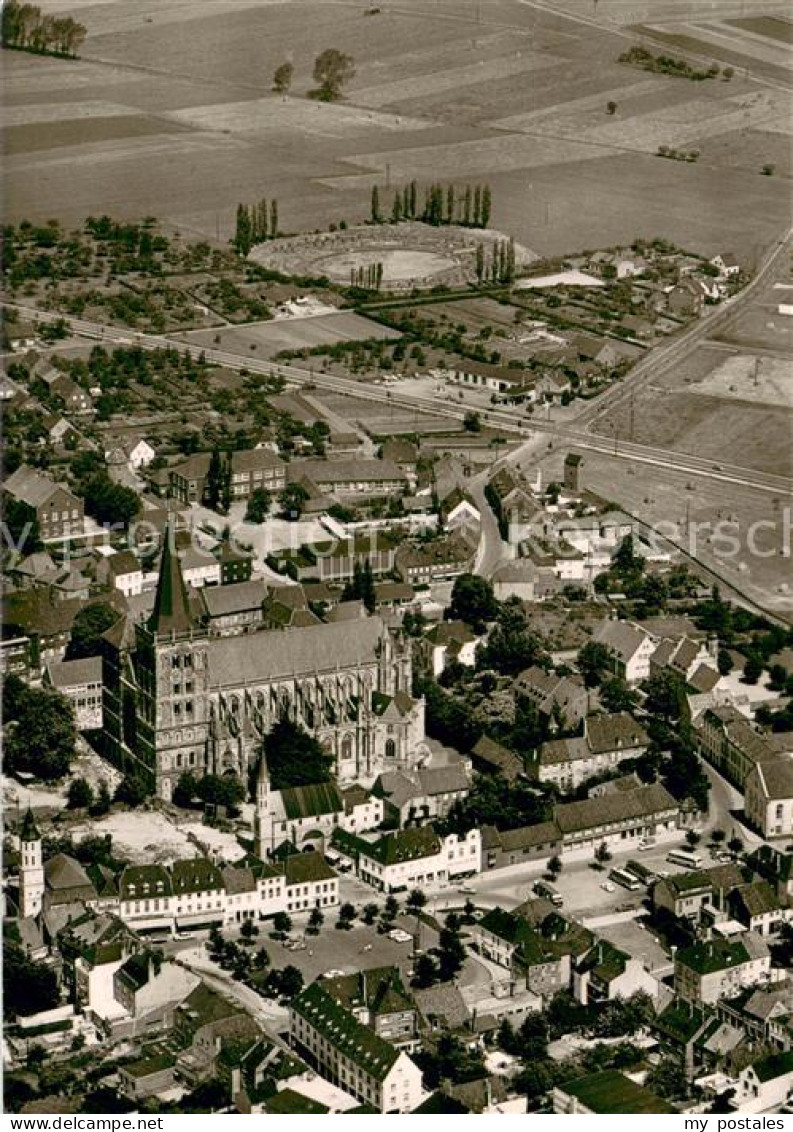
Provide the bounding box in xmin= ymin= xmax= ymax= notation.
xmin=1 ymin=0 xmax=792 ymax=1118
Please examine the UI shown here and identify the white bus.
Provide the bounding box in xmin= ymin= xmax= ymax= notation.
xmin=666 ymin=849 xmax=702 ymax=869
xmin=609 ymin=867 xmax=642 ymax=892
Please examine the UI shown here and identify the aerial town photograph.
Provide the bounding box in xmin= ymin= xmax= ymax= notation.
xmin=1 ymin=0 xmax=792 ymax=1121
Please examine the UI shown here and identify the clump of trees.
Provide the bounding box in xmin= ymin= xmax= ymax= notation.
xmin=272 ymin=60 xmax=294 ymax=94
xmin=2 ymin=1 xmax=87 ymax=57
xmin=310 ymin=48 xmax=356 ymax=101
xmin=261 ymin=715 xmax=334 ymax=790
xmin=619 ymin=45 xmax=720 ymax=82
xmin=234 ymin=199 xmax=279 ymax=256
xmin=3 ymin=674 xmax=76 ymax=781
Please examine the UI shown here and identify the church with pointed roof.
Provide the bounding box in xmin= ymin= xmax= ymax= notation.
xmin=102 ymin=531 xmax=426 ymax=800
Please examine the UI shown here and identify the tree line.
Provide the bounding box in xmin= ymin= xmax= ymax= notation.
xmin=2 ymin=1 xmax=86 ymax=56
xmin=475 ymin=237 xmax=516 ymax=285
xmin=350 ymin=262 xmax=384 ymax=291
xmin=234 ymin=199 xmax=279 ymax=256
xmin=370 ymin=181 xmax=493 ymax=228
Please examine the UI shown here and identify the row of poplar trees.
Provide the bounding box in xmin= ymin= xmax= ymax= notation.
xmin=234 ymin=199 xmax=279 ymax=256
xmin=371 ymin=181 xmax=492 ymax=228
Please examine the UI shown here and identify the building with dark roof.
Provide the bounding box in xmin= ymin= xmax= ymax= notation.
xmin=289 ymin=980 xmax=423 ymax=1112
xmin=554 ymin=782 xmax=679 ymax=850
xmin=746 ymin=755 xmax=793 ymax=840
xmin=357 ymin=827 xmax=480 ymax=893
xmin=168 ymin=448 xmax=285 ymax=505
xmin=3 ymin=464 xmax=84 ymax=541
xmin=675 ymin=934 xmax=771 ymax=1005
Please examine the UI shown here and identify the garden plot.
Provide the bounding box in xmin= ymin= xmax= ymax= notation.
xmin=690 ymin=354 xmax=793 ymax=410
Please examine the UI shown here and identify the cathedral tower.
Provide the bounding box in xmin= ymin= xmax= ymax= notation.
xmin=133 ymin=529 xmax=211 ymax=801
xmin=253 ymin=755 xmax=272 ymax=860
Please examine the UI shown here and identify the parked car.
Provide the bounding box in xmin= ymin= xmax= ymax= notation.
xmin=600 ymin=881 xmax=615 ymax=892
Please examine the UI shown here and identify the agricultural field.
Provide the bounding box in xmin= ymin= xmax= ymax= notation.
xmin=2 ymin=0 xmax=789 ymax=265
xmin=179 ymin=311 xmax=401 ymax=360
xmin=538 ymin=446 xmax=793 ymax=618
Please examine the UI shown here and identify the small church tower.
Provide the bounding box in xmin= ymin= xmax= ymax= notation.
xmin=253 ymin=755 xmax=272 ymax=860
xmin=19 ymin=808 xmax=44 ymax=919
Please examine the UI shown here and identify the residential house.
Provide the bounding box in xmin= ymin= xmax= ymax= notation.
xmin=711 ymin=253 xmax=741 ymax=278
xmin=718 ymin=981 xmax=793 ymax=1053
xmin=3 ymin=465 xmax=84 ymax=541
xmin=573 ymin=938 xmax=658 ymax=1005
xmin=289 ymin=980 xmax=423 ymax=1113
xmin=729 ymin=881 xmax=788 ymax=938
xmin=320 ymin=966 xmax=418 ymax=1050
xmin=473 ymin=906 xmax=593 ymax=1000
xmin=119 ymin=1053 xmax=177 ymax=1101
xmin=199 ymin=579 xmax=267 ymax=636
xmin=216 ymin=541 xmax=253 ymax=586
xmin=735 ymin=1051 xmax=793 ymax=1114
xmin=514 ymin=666 xmax=590 ymax=731
xmin=553 ymin=1070 xmax=677 ymax=1115
xmin=592 ymin=618 xmax=656 ymax=685
xmin=535 ymin=712 xmax=649 ymax=790
xmin=45 ymin=656 xmax=104 ymax=731
xmin=373 ymin=764 xmax=470 ymax=827
xmin=98 ymin=550 xmax=144 ymax=597
xmin=650 ymin=634 xmax=718 ymax=684
xmin=174 ymin=981 xmax=261 ymax=1086
xmin=445 ymin=360 xmax=535 ymax=397
xmin=554 ymin=782 xmax=679 ymax=852
xmin=282 ymin=852 xmax=339 ymax=915
xmin=356 ymin=827 xmax=480 ymax=893
xmin=35 ymin=363 xmax=93 ymax=414
xmin=696 ymin=704 xmax=786 ymax=789
xmin=481 ymin=820 xmax=563 ymax=871
xmin=667 ymin=277 xmax=704 ymax=317
xmin=180 ymin=545 xmax=221 ymax=588
xmin=747 ymin=845 xmax=793 ymax=907
xmin=422 ymin=620 xmax=480 ymax=677
xmin=169 ymin=449 xmax=286 ymax=506
xmin=395 ymin=534 xmax=476 ymax=585
xmin=653 ymin=863 xmax=747 ymax=923
xmin=112 ymin=950 xmax=199 ymax=1034
xmin=440 ymin=488 xmax=481 ymax=536
xmin=745 ymin=758 xmax=793 ymax=840
xmin=491 ymin=559 xmax=560 ymax=603
xmin=675 ymin=934 xmax=772 ymax=1005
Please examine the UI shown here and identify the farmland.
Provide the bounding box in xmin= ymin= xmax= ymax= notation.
xmin=2 ymin=0 xmax=789 ymax=265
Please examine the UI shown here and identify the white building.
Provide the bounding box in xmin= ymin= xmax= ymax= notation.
xmin=289 ymin=980 xmax=424 ymax=1113
xmin=45 ymin=656 xmax=104 ymax=731
xmin=356 ymin=827 xmax=480 ymax=893
xmin=593 ymin=618 xmax=657 ymax=685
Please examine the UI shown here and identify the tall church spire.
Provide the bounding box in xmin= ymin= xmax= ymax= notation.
xmin=148 ymin=527 xmax=195 ymax=637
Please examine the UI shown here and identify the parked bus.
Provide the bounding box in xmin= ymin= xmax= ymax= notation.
xmin=534 ymin=880 xmax=563 ymax=907
xmin=609 ymin=867 xmax=642 ymax=892
xmin=626 ymin=859 xmax=655 ymax=885
xmin=666 ymin=849 xmax=702 ymax=869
